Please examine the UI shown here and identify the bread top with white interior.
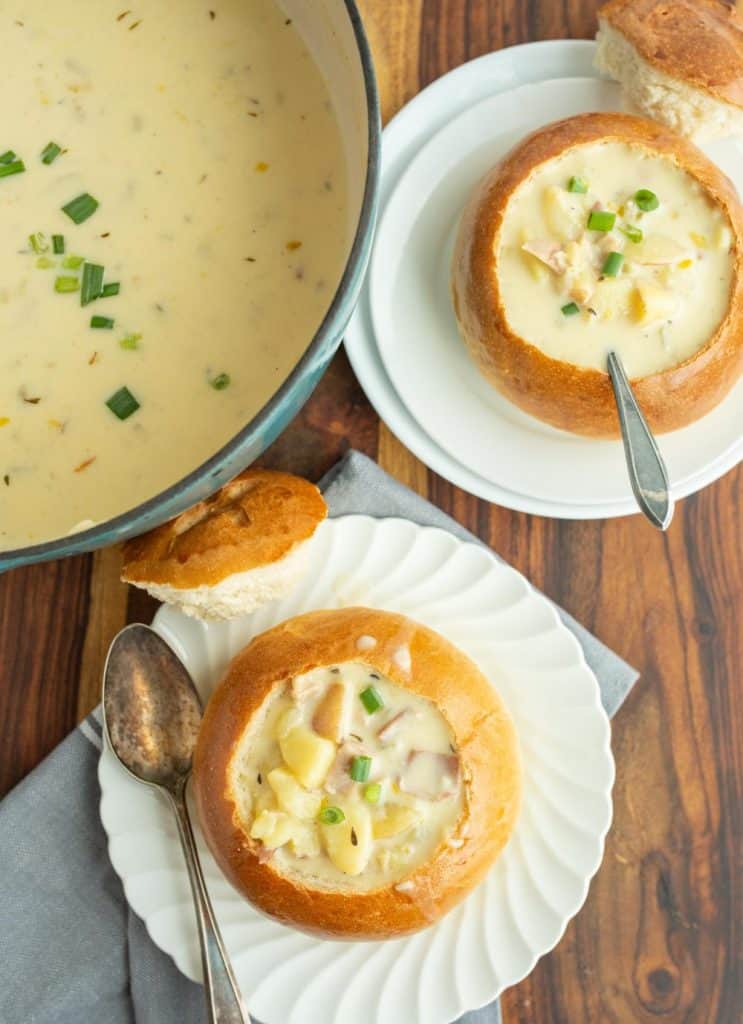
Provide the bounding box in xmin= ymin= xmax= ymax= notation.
xmin=599 ymin=0 xmax=743 ymax=108
xmin=121 ymin=468 xmax=327 ymax=588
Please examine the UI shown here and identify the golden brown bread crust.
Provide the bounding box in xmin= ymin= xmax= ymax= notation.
xmin=121 ymin=469 xmax=327 ymax=588
xmin=598 ymin=0 xmax=743 ymax=108
xmin=451 ymin=112 xmax=743 ymax=437
xmin=192 ymin=607 xmax=521 ymax=940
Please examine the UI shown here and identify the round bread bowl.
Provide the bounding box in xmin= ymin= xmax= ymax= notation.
xmin=192 ymin=606 xmax=521 ymax=940
xmin=451 ymin=111 xmax=743 ymax=437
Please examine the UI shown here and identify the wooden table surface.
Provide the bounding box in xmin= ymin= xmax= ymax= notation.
xmin=1 ymin=2 xmax=741 ymax=1022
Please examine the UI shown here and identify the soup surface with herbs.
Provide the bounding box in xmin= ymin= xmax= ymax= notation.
xmin=497 ymin=142 xmax=734 ymax=379
xmin=0 ymin=0 xmax=349 ymax=550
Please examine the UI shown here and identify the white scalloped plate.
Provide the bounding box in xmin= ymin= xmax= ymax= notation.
xmin=99 ymin=516 xmax=614 ymax=1023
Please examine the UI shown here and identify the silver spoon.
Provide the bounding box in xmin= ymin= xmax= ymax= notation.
xmin=103 ymin=623 xmax=249 ymax=1024
xmin=607 ymin=351 xmax=674 ymax=530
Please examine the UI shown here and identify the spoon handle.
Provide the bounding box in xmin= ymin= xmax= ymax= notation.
xmin=607 ymin=351 xmax=674 ymax=530
xmin=169 ymin=784 xmax=249 ymax=1024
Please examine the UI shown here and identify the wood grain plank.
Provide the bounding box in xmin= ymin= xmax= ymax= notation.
xmin=75 ymin=546 xmax=128 ymax=720
xmin=0 ymin=556 xmax=91 ymax=795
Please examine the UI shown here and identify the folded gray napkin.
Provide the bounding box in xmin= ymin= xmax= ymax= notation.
xmin=0 ymin=451 xmax=639 ymax=1024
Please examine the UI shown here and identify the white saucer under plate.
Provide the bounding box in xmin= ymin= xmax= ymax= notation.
xmin=345 ymin=41 xmax=743 ymax=517
xmin=99 ymin=515 xmax=614 ymax=1024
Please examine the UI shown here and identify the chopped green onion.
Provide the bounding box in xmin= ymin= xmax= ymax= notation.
xmin=620 ymin=225 xmax=643 ymax=244
xmin=41 ymin=142 xmax=62 ymax=165
xmin=587 ymin=210 xmax=616 ymax=232
xmin=635 ymin=189 xmax=659 ymax=212
xmin=90 ymin=316 xmax=114 ymax=329
xmin=602 ymin=251 xmax=624 ymax=278
xmin=62 ymin=192 xmax=99 ymax=224
xmin=54 ymin=276 xmax=80 ymax=293
xmin=349 ymin=755 xmax=372 ymax=782
xmin=359 ymin=686 xmax=384 ymax=714
xmin=0 ymin=160 xmax=26 ymax=179
xmin=36 ymin=256 xmax=56 ymax=269
xmin=363 ymin=783 xmax=382 ymax=804
xmin=101 ymin=282 xmax=120 ymax=297
xmin=80 ymin=262 xmax=104 ymax=306
xmin=0 ymin=151 xmax=16 ymax=165
xmin=52 ymin=234 xmax=65 ymax=255
xmin=29 ymin=232 xmax=49 ymax=254
xmin=567 ymin=175 xmax=588 ymax=194
xmin=318 ymin=806 xmax=345 ymax=825
xmin=209 ymin=372 xmax=230 ymax=390
xmin=62 ymin=254 xmax=84 ymax=269
xmin=561 ymin=301 xmax=581 ymax=317
xmin=105 ymin=386 xmax=140 ymax=420
xmin=119 ymin=332 xmax=142 ymax=350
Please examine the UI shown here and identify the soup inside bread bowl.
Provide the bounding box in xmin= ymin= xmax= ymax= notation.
xmin=451 ymin=112 xmax=743 ymax=437
xmin=193 ymin=607 xmax=521 ymax=940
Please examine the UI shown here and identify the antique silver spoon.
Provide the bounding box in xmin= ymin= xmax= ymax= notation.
xmin=607 ymin=351 xmax=674 ymax=530
xmin=103 ymin=623 xmax=249 ymax=1024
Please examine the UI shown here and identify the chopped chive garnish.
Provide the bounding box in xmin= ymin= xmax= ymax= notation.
xmin=602 ymin=251 xmax=624 ymax=277
xmin=0 ymin=151 xmax=16 ymax=165
xmin=359 ymin=686 xmax=384 ymax=714
xmin=620 ymin=225 xmax=643 ymax=244
xmin=209 ymin=372 xmax=230 ymax=390
xmin=318 ymin=806 xmax=345 ymax=825
xmin=101 ymin=282 xmax=120 ymax=297
xmin=363 ymin=783 xmax=382 ymax=804
xmin=567 ymin=175 xmax=588 ymax=194
xmin=119 ymin=332 xmax=141 ymax=350
xmin=0 ymin=160 xmax=25 ymax=179
xmin=105 ymin=386 xmax=139 ymax=420
xmin=41 ymin=142 xmax=62 ymax=165
xmin=635 ymin=189 xmax=659 ymax=212
xmin=52 ymin=234 xmax=65 ymax=255
xmin=62 ymin=254 xmax=84 ymax=269
xmin=36 ymin=256 xmax=56 ymax=269
xmin=587 ymin=210 xmax=616 ymax=232
xmin=80 ymin=262 xmax=104 ymax=306
xmin=62 ymin=192 xmax=99 ymax=224
xmin=54 ymin=276 xmax=80 ymax=293
xmin=29 ymin=232 xmax=49 ymax=254
xmin=349 ymin=755 xmax=372 ymax=782
xmin=90 ymin=316 xmax=114 ymax=329
xmin=561 ymin=301 xmax=580 ymax=316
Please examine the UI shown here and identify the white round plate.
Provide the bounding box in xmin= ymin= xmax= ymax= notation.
xmin=344 ymin=40 xmax=743 ymax=517
xmin=99 ymin=516 xmax=614 ymax=1024
xmin=369 ymin=75 xmax=743 ymax=507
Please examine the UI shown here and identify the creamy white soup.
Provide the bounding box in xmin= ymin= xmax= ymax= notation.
xmin=497 ymin=142 xmax=734 ymax=379
xmin=0 ymin=0 xmax=349 ymax=550
xmin=231 ymin=662 xmax=465 ymax=890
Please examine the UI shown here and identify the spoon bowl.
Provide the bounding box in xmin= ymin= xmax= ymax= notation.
xmin=104 ymin=624 xmax=202 ymax=789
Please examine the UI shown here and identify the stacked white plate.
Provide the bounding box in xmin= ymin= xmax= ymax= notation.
xmin=345 ymin=40 xmax=743 ymax=519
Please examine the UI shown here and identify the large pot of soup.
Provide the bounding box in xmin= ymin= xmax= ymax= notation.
xmin=0 ymin=0 xmax=379 ymax=569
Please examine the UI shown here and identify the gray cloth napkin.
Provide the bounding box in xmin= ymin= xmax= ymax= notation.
xmin=0 ymin=451 xmax=638 ymax=1024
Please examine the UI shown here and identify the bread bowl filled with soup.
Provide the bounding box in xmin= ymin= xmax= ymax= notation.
xmin=451 ymin=112 xmax=743 ymax=437
xmin=193 ymin=607 xmax=521 ymax=939
xmin=0 ymin=0 xmax=379 ymax=567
